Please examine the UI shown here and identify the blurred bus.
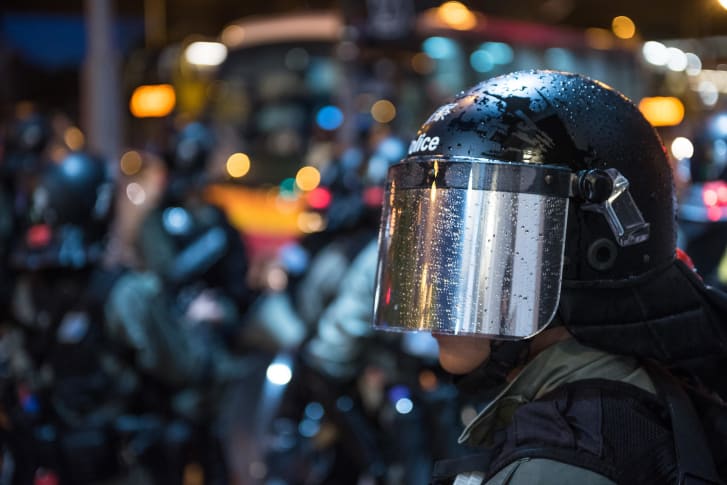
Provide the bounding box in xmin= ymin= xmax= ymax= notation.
xmin=194 ymin=6 xmax=645 ymax=246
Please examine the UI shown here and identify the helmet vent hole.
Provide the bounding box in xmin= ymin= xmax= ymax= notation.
xmin=587 ymin=238 xmax=617 ymax=271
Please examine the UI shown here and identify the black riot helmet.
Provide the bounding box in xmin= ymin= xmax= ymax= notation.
xmin=169 ymin=121 xmax=214 ymax=174
xmin=4 ymin=113 xmax=51 ymax=156
xmin=1 ymin=113 xmax=51 ymax=193
xmin=374 ymin=70 xmax=683 ymax=342
xmin=163 ymin=121 xmax=215 ymax=205
xmin=11 ymin=151 xmax=114 ymax=270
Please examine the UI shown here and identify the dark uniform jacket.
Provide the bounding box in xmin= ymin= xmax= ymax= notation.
xmin=454 ymin=338 xmax=656 ymax=484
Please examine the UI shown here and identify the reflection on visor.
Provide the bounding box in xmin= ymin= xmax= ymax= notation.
xmin=374 ymin=160 xmax=570 ymax=339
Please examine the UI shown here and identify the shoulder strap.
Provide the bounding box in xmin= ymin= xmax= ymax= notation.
xmin=486 ymin=378 xmax=678 ymax=484
xmin=644 ymin=362 xmax=724 ymax=485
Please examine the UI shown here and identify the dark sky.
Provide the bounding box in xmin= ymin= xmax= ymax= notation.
xmin=2 ymin=0 xmax=726 ymax=113
xmin=3 ymin=0 xmax=727 ymax=42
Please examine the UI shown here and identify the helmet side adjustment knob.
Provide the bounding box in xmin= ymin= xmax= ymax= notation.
xmin=576 ymin=168 xmax=651 ymax=247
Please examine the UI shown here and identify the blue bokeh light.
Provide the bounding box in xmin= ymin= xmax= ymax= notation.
xmin=422 ymin=37 xmax=459 ymax=60
xmin=305 ymin=402 xmax=325 ymax=421
xmin=316 ymin=105 xmax=344 ymax=131
xmin=395 ymin=398 xmax=414 ymax=415
xmin=481 ymin=42 xmax=514 ymax=65
xmin=470 ymin=50 xmax=494 ymax=72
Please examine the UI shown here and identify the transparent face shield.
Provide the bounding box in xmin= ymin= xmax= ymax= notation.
xmin=373 ymin=158 xmax=573 ymax=339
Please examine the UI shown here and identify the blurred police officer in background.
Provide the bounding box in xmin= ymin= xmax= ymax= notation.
xmin=0 ymin=112 xmax=51 ymax=321
xmin=373 ymin=70 xmax=727 ymax=484
xmin=2 ymin=150 xmax=140 ymax=484
xmin=134 ymin=120 xmax=257 ymax=346
xmin=679 ymin=110 xmax=727 ymax=291
xmin=106 ymin=120 xmax=260 ymax=484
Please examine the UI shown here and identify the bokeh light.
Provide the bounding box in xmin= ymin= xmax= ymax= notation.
xmin=297 ymin=211 xmax=325 ymax=233
xmin=266 ymin=266 xmax=288 ymax=291
xmin=437 ymin=1 xmax=477 ymax=30
xmin=481 ymin=42 xmax=513 ymax=64
xmin=698 ymin=81 xmax=719 ymax=107
xmin=298 ymin=419 xmax=320 ymax=438
xmin=686 ymin=53 xmax=703 ymax=76
xmin=162 ymin=207 xmax=192 ymax=234
xmin=316 ymin=105 xmax=344 ymax=131
xmin=395 ymin=398 xmax=414 ymax=414
xmin=422 ymin=36 xmax=459 ymax=59
xmin=643 ymin=41 xmax=669 ymax=66
xmin=129 ymin=84 xmax=176 ymax=118
xmin=419 ymin=370 xmax=438 ymax=391
xmin=371 ymin=99 xmax=396 ymax=123
xmin=125 ymin=182 xmax=147 ymax=206
xmin=470 ymin=50 xmax=494 ymax=72
xmin=226 ymin=152 xmax=251 ymax=178
xmin=64 ymin=127 xmax=85 ymax=150
xmin=184 ymin=41 xmax=228 ymax=67
xmin=221 ymin=24 xmax=245 ymax=46
xmin=611 ymin=16 xmax=636 ymax=39
xmin=666 ymin=47 xmax=688 ymax=71
xmin=671 ymin=137 xmax=694 ymax=160
xmin=305 ymin=402 xmax=325 ymax=420
xmin=266 ymin=362 xmax=292 ymax=385
xmin=279 ymin=177 xmax=298 ymax=198
xmin=638 ymin=97 xmax=685 ymax=126
xmin=307 ymin=187 xmax=332 ymax=210
xmin=120 ymin=150 xmax=143 ymax=176
xmin=295 ymin=166 xmax=321 ymax=191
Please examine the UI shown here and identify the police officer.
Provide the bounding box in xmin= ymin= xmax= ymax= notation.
xmin=679 ymin=111 xmax=727 ymax=290
xmin=111 ymin=122 xmax=255 ymax=484
xmin=4 ymin=151 xmax=138 ymax=484
xmin=0 ymin=112 xmax=51 ymax=319
xmin=372 ymin=70 xmax=727 ymax=484
xmin=135 ymin=121 xmax=255 ymax=347
xmin=1 ymin=112 xmax=51 ymax=219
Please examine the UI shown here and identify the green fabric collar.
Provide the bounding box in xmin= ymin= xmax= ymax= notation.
xmin=458 ymin=338 xmax=655 ymax=446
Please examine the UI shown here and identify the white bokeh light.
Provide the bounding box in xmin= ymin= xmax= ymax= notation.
xmin=666 ymin=47 xmax=688 ymax=71
xmin=699 ymin=81 xmax=719 ymax=107
xmin=266 ymin=362 xmax=292 ymax=386
xmin=643 ymin=41 xmax=669 ymax=66
xmin=685 ymin=53 xmax=702 ymax=76
xmin=671 ymin=137 xmax=694 ymax=160
xmin=125 ymin=182 xmax=147 ymax=206
xmin=184 ymin=41 xmax=228 ymax=67
xmin=395 ymin=397 xmax=414 ymax=414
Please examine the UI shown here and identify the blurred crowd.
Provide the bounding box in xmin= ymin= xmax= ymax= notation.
xmin=0 ymin=101 xmax=482 ymax=485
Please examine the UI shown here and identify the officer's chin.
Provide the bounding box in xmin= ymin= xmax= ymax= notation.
xmin=432 ymin=333 xmax=492 ymax=375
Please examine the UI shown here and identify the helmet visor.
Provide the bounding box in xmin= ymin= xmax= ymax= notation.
xmin=373 ymin=159 xmax=571 ymax=339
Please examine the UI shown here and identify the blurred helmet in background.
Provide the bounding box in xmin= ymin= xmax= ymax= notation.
xmin=11 ymin=151 xmax=113 ymax=270
xmin=169 ymin=121 xmax=215 ymax=175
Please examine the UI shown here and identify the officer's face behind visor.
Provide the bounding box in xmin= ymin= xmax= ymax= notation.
xmin=373 ymin=154 xmax=572 ymax=340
